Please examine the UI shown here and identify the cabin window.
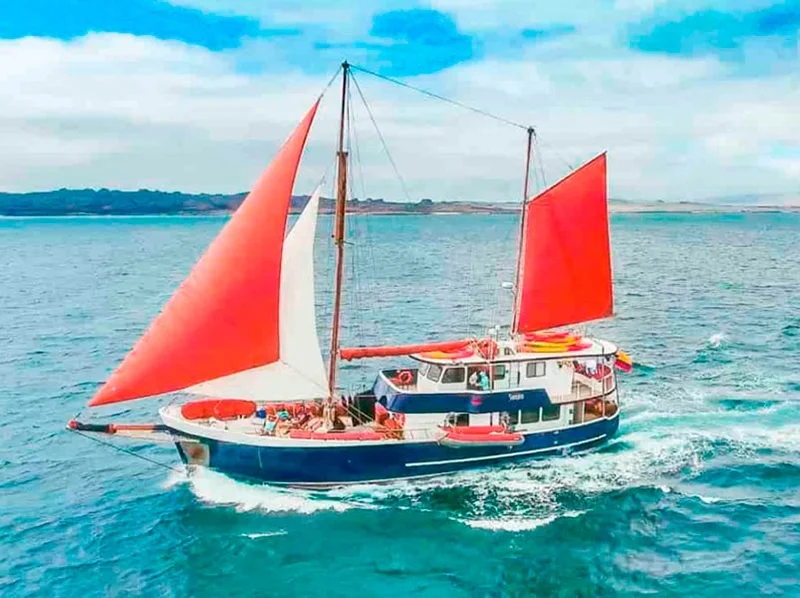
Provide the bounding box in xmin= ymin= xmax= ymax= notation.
xmin=427 ymin=364 xmax=443 ymax=382
xmin=503 ymin=411 xmax=520 ymax=426
xmin=467 ymin=366 xmax=491 ymax=391
xmin=542 ymin=405 xmax=561 ymax=421
xmin=526 ymin=361 xmax=546 ymax=378
xmin=520 ymin=409 xmax=540 ymax=424
xmin=441 ymin=367 xmax=466 ymax=384
xmin=418 ymin=362 xmax=430 ymax=377
xmin=493 ymin=365 xmax=507 ymax=380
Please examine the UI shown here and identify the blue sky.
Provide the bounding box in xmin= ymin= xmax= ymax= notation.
xmin=0 ymin=0 xmax=797 ymax=201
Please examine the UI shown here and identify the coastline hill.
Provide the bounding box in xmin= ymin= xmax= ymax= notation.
xmin=0 ymin=189 xmax=797 ymax=216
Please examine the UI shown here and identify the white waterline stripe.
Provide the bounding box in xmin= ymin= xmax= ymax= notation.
xmin=404 ymin=434 xmax=607 ymax=468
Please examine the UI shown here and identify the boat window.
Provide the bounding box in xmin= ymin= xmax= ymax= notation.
xmin=503 ymin=410 xmax=520 ymax=426
xmin=526 ymin=361 xmax=546 ymax=378
xmin=542 ymin=405 xmax=561 ymax=421
xmin=520 ymin=409 xmax=540 ymax=424
xmin=427 ymin=364 xmax=443 ymax=382
xmin=467 ymin=366 xmax=491 ymax=391
xmin=493 ymin=364 xmax=507 ymax=380
xmin=418 ymin=362 xmax=430 ymax=377
xmin=441 ymin=367 xmax=466 ymax=384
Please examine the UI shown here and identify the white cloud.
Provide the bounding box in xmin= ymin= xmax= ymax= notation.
xmin=0 ymin=29 xmax=798 ymax=202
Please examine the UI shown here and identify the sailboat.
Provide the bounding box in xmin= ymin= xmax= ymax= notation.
xmin=68 ymin=62 xmax=630 ymax=487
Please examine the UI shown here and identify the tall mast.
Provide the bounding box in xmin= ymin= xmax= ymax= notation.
xmin=328 ymin=61 xmax=349 ymax=395
xmin=511 ymin=126 xmax=535 ymax=335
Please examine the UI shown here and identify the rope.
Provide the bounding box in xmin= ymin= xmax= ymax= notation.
xmin=351 ymin=64 xmax=529 ymax=131
xmin=533 ymin=130 xmax=548 ymax=188
xmin=350 ymin=72 xmax=413 ymax=203
xmin=318 ymin=64 xmax=343 ymax=100
xmin=72 ymin=429 xmax=186 ymax=475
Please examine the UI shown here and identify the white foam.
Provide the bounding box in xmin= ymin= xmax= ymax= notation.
xmin=179 ymin=467 xmax=354 ymax=514
xmin=161 ymin=468 xmax=188 ymax=490
xmin=708 ymin=332 xmax=727 ymax=347
xmin=465 ymin=516 xmax=556 ymax=532
xmin=241 ymin=531 xmax=288 ymax=539
xmin=696 ymin=495 xmax=721 ymax=504
xmin=463 ymin=510 xmax=585 ymax=532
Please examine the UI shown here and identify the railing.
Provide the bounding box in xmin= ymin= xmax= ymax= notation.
xmin=552 ymin=371 xmax=616 ymax=404
xmin=402 ymin=427 xmax=444 ymax=441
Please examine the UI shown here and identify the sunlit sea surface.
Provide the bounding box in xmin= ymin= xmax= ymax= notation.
xmin=2 ymin=212 xmax=799 ymax=597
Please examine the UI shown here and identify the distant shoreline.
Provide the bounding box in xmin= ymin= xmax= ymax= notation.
xmin=0 ymin=188 xmax=797 ymax=216
xmin=2 ymin=207 xmax=798 ymax=218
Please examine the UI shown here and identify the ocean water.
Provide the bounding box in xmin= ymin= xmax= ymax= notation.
xmin=1 ymin=212 xmax=799 ymax=597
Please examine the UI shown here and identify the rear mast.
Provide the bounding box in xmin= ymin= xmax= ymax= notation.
xmin=511 ymin=126 xmax=535 ymax=335
xmin=328 ymin=61 xmax=349 ymax=396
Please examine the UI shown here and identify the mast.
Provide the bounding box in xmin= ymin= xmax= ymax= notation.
xmin=328 ymin=61 xmax=349 ymax=395
xmin=511 ymin=126 xmax=535 ymax=334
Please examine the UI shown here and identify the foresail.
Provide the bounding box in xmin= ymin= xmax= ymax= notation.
xmin=89 ymin=101 xmax=320 ymax=407
xmin=186 ymin=190 xmax=328 ymax=401
xmin=514 ymin=153 xmax=612 ymax=333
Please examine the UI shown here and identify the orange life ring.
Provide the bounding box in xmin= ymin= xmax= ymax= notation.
xmin=397 ymin=370 xmax=413 ymax=385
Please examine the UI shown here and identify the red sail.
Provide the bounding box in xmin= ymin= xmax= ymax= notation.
xmin=514 ymin=153 xmax=612 ymax=334
xmin=89 ymin=101 xmax=320 ymax=406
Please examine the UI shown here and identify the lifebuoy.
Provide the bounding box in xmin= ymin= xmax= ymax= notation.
xmin=397 ymin=370 xmax=413 ymax=385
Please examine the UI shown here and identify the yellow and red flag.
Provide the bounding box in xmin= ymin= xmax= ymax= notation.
xmin=615 ymin=349 xmax=633 ymax=373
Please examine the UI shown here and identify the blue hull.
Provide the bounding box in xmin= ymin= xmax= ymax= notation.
xmin=171 ymin=415 xmax=619 ymax=487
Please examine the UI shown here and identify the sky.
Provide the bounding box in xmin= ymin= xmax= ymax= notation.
xmin=0 ymin=0 xmax=798 ymax=202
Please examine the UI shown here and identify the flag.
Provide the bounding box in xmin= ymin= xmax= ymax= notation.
xmin=615 ymin=349 xmax=633 ymax=373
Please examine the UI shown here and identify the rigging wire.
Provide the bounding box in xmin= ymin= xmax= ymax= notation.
xmin=532 ymin=130 xmax=549 ymax=188
xmin=351 ymin=64 xmax=530 ymax=132
xmin=345 ymin=82 xmax=367 ymax=384
xmin=319 ymin=64 xmax=344 ymax=100
xmin=71 ymin=429 xmax=186 ymax=475
xmin=347 ymin=89 xmax=383 ymax=371
xmin=350 ymin=72 xmax=414 ymax=203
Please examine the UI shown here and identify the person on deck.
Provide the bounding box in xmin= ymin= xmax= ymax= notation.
xmin=478 ymin=370 xmax=490 ymax=391
xmin=468 ymin=370 xmax=480 ymax=390
xmin=330 ymin=415 xmax=346 ymax=432
xmin=263 ymin=417 xmax=277 ymax=435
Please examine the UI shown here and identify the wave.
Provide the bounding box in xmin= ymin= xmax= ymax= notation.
xmin=241 ymin=531 xmax=288 ymax=539
xmin=166 ymin=467 xmax=356 ymax=514
xmin=708 ymin=332 xmax=727 ymax=348
xmin=461 ymin=510 xmax=585 ymax=532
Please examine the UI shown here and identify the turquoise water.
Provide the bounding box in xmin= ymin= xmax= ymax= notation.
xmin=2 ymin=212 xmax=799 ymax=597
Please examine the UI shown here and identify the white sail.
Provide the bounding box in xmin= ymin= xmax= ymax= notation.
xmin=185 ymin=188 xmax=328 ymax=401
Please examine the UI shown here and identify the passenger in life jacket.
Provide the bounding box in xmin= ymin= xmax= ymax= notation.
xmin=478 ymin=371 xmax=490 ymax=391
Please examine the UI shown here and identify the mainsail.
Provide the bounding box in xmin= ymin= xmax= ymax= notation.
xmin=89 ymin=101 xmax=322 ymax=406
xmin=514 ymin=153 xmax=612 ymax=334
